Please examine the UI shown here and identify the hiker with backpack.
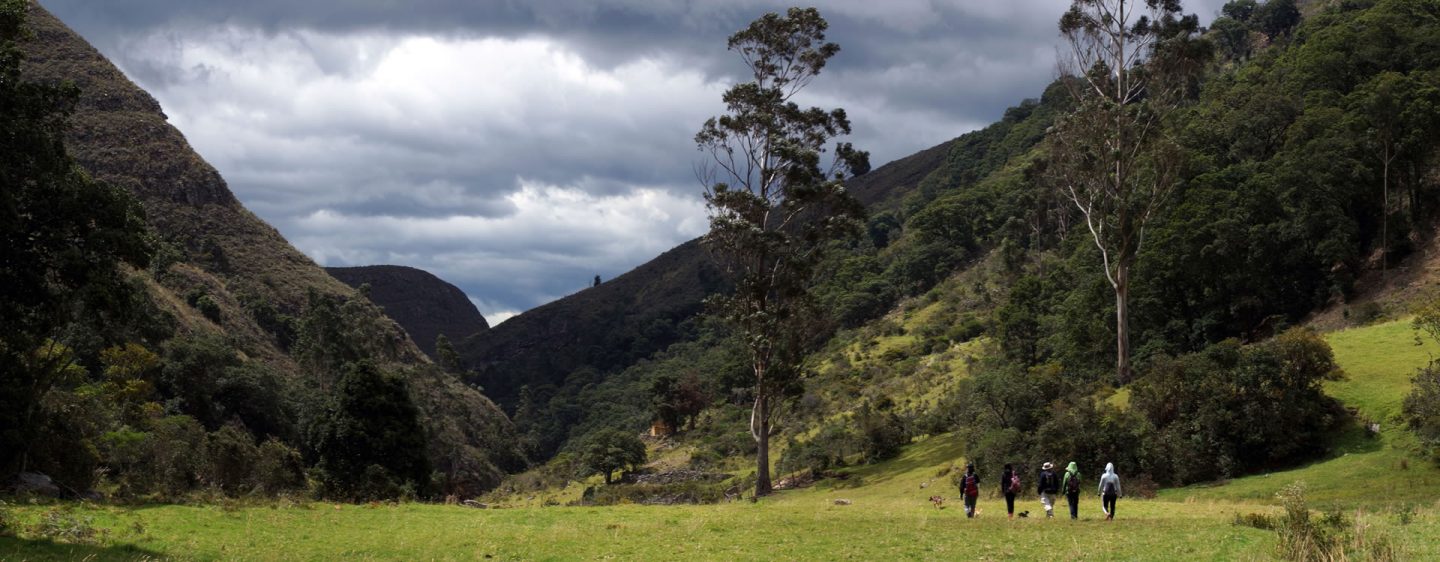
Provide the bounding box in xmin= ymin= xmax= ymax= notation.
xmin=1098 ymin=462 xmax=1123 ymax=520
xmin=959 ymin=463 xmax=981 ymax=518
xmin=1000 ymin=463 xmax=1020 ymax=519
xmin=1062 ymin=461 xmax=1081 ymax=520
xmin=1036 ymin=462 xmax=1059 ymax=518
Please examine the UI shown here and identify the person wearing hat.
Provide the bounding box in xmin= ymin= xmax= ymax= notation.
xmin=1036 ymin=462 xmax=1059 ymax=518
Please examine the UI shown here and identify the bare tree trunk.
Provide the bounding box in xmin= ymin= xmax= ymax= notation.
xmin=752 ymin=388 xmax=772 ymax=497
xmin=1115 ymin=265 xmax=1132 ymax=383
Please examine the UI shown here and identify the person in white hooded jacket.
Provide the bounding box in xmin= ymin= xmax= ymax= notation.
xmin=1098 ymin=462 xmax=1122 ymax=520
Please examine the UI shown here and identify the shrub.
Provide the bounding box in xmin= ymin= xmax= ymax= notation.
xmin=1401 ymin=360 xmax=1440 ymax=463
xmin=252 ymin=439 xmax=306 ymax=495
xmin=577 ymin=429 xmax=647 ymax=485
xmin=27 ymin=507 xmax=103 ymax=545
xmin=1269 ymin=482 xmax=1396 ymax=562
xmin=206 ymin=422 xmax=259 ymax=494
xmin=1350 ymin=302 xmax=1383 ymax=325
xmin=579 ymin=479 xmax=731 ymax=506
xmin=858 ymin=399 xmax=910 ymax=464
xmin=687 ymin=449 xmax=722 ymax=471
xmin=195 ymin=295 xmax=222 ymax=323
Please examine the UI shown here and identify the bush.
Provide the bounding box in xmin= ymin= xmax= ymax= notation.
xmin=206 ymin=422 xmax=259 ymax=494
xmin=252 ymin=439 xmax=306 ymax=495
xmin=778 ymin=423 xmax=857 ymax=476
xmin=858 ymin=400 xmax=910 ymax=464
xmin=1401 ymin=360 xmax=1440 ymax=463
xmin=27 ymin=507 xmax=103 ymax=545
xmin=580 ymin=479 xmax=731 ymax=506
xmin=1268 ymin=482 xmax=1396 ymax=562
xmin=687 ymin=449 xmax=722 ymax=471
xmin=576 ymin=429 xmax=647 ymax=485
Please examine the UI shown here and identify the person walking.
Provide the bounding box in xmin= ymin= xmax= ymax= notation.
xmin=1037 ymin=462 xmax=1059 ymax=518
xmin=1099 ymin=462 xmax=1123 ymax=520
xmin=959 ymin=464 xmax=981 ymax=518
xmin=1062 ymin=461 xmax=1081 ymax=520
xmin=1000 ymin=463 xmax=1019 ymax=519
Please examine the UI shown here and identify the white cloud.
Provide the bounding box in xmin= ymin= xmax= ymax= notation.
xmin=469 ymin=296 xmax=519 ymax=327
xmin=289 ymin=180 xmax=707 ymax=310
xmin=70 ymin=0 xmax=1241 ymax=316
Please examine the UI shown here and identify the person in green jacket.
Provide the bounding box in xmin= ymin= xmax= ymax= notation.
xmin=1061 ymin=461 xmax=1081 ymax=520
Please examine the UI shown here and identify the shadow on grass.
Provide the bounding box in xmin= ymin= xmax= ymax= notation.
xmin=0 ymin=537 xmax=165 ymax=561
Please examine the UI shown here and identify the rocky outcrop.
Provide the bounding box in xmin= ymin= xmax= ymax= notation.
xmin=327 ymin=265 xmax=490 ymax=359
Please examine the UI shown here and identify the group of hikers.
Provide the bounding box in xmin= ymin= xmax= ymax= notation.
xmin=952 ymin=461 xmax=1123 ymax=520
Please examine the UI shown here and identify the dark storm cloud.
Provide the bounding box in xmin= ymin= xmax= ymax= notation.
xmin=36 ymin=0 xmax=1229 ymax=322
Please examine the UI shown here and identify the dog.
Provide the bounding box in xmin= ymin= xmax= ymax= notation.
xmin=1017 ymin=510 xmax=1030 ymax=518
xmin=928 ymin=495 xmax=945 ymax=509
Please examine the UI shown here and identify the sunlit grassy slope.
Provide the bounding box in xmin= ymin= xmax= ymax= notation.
xmin=5 ymin=320 xmax=1440 ymax=561
xmin=1160 ymin=319 xmax=1440 ymax=508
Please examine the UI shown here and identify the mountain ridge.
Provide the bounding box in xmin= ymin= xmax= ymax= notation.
xmin=327 ymin=265 xmax=490 ymax=359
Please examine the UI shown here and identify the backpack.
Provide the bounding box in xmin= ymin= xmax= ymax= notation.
xmin=1065 ymin=472 xmax=1080 ymax=494
xmin=1008 ymin=472 xmax=1021 ymax=494
xmin=964 ymin=474 xmax=979 ymax=497
xmin=1103 ymin=479 xmax=1117 ymax=496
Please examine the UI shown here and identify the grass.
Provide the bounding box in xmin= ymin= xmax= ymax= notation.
xmin=1159 ymin=320 xmax=1440 ymax=509
xmin=7 ymin=318 xmax=1440 ymax=561
xmin=1 ymin=436 xmax=1282 ymax=562
xmin=2 ymin=432 xmax=1433 ymax=561
xmin=1324 ymin=319 xmax=1439 ymax=422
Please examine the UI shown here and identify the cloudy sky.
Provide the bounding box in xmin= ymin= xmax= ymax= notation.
xmin=41 ymin=0 xmax=1227 ymax=325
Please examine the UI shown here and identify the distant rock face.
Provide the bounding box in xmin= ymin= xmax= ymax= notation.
xmin=327 ymin=265 xmax=489 ymax=358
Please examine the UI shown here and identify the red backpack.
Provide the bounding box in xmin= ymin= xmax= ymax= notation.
xmin=1008 ymin=472 xmax=1021 ymax=494
xmin=964 ymin=474 xmax=979 ymax=497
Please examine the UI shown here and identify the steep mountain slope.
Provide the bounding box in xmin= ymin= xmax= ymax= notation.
xmin=18 ymin=2 xmax=523 ymax=494
xmin=327 ymin=265 xmax=490 ymax=358
xmin=459 ymin=239 xmax=724 ymax=410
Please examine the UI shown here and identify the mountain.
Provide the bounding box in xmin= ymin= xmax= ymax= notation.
xmin=327 ymin=265 xmax=490 ymax=359
xmin=459 ymin=239 xmax=725 ymax=410
xmin=17 ymin=2 xmax=523 ymax=495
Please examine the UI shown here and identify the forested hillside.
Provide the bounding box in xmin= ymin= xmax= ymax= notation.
xmin=479 ymin=0 xmax=1440 ymax=491
xmin=2 ymin=0 xmax=523 ymax=501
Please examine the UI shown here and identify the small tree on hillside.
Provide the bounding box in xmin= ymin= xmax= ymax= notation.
xmin=695 ymin=7 xmax=869 ymax=497
xmin=578 ymin=429 xmax=646 ymax=485
xmin=308 ymin=360 xmax=431 ymax=501
xmin=1050 ymin=0 xmax=1206 ymax=382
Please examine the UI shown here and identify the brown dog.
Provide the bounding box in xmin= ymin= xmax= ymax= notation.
xmin=928 ymin=495 xmax=945 ymax=509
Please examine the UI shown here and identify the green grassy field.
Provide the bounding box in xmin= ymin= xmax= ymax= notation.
xmin=4 ymin=320 xmax=1440 ymax=561
xmin=1160 ymin=320 xmax=1440 ymax=510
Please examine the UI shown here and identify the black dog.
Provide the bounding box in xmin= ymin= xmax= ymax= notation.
xmin=1017 ymin=510 xmax=1030 ymax=518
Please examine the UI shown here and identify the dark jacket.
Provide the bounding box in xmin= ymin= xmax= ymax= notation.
xmin=960 ymin=471 xmax=981 ymax=497
xmin=1038 ymin=469 xmax=1059 ymax=494
xmin=1000 ymin=468 xmax=1016 ymax=495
